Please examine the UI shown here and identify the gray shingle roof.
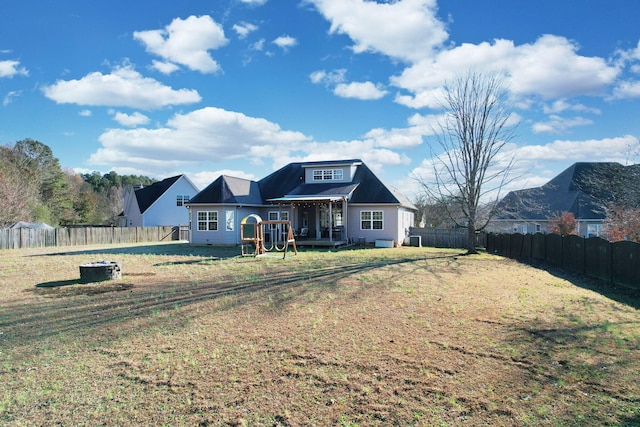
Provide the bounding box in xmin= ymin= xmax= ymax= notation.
xmin=135 ymin=175 xmax=182 ymax=214
xmin=188 ymin=159 xmax=416 ymax=209
xmin=496 ymin=162 xmax=640 ymax=220
xmin=188 ymin=175 xmax=264 ymax=205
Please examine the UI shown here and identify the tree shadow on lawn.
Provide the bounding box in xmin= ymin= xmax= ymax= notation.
xmin=3 ymin=253 xmax=445 ymax=355
xmin=34 ymin=279 xmax=135 ymax=296
xmin=500 ymin=315 xmax=640 ymax=424
xmin=526 ymin=260 xmax=640 ymax=310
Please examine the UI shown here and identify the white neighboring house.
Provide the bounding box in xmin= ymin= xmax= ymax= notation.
xmin=121 ymin=175 xmax=199 ymax=227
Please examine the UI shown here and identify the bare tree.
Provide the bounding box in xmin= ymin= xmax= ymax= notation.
xmin=0 ymin=146 xmax=39 ymax=226
xmin=419 ymin=70 xmax=517 ymax=254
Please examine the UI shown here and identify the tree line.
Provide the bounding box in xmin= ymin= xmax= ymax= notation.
xmin=0 ymin=139 xmax=155 ymax=227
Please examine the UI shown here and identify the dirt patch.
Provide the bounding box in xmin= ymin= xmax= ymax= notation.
xmin=0 ymin=243 xmax=638 ymax=426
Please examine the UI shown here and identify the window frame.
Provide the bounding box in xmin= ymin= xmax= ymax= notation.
xmin=176 ymin=195 xmax=190 ymax=207
xmin=312 ymin=168 xmax=344 ymax=181
xmin=197 ymin=210 xmax=218 ymax=231
xmin=360 ymin=210 xmax=383 ymax=230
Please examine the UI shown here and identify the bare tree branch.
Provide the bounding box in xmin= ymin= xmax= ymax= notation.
xmin=417 ymin=70 xmax=518 ymax=254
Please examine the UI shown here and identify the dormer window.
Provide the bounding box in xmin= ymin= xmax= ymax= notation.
xmin=313 ymin=169 xmax=343 ymax=181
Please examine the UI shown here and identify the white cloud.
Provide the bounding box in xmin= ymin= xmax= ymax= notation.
xmin=308 ymin=0 xmax=447 ymax=63
xmin=0 ymin=60 xmax=28 ymax=78
xmin=134 ymin=15 xmax=228 ymax=74
xmin=333 ymin=81 xmax=387 ymax=100
xmin=392 ymin=35 xmax=620 ymax=108
xmin=233 ymin=22 xmax=258 ymax=39
xmin=42 ymin=65 xmax=201 ymax=109
xmin=542 ymin=99 xmax=601 ymax=115
xmin=3 ymin=90 xmax=21 ymax=106
xmin=79 ymin=109 xmax=92 ymax=117
xmin=363 ymin=113 xmax=442 ymax=149
xmin=239 ymin=0 xmax=267 ymax=5
xmin=88 ymin=107 xmax=311 ymax=173
xmin=531 ymin=115 xmax=593 ymax=134
xmin=311 ymin=69 xmax=387 ymax=100
xmin=609 ymin=79 xmax=640 ymax=100
xmin=87 ymin=105 xmax=421 ymax=178
xmin=251 ymin=39 xmax=266 ymax=51
xmin=151 ymin=60 xmax=180 ymax=74
xmin=112 ymin=111 xmax=150 ymax=127
xmin=272 ymin=35 xmax=297 ymax=50
xmin=309 ymin=69 xmax=346 ymax=85
xmin=514 ymin=135 xmax=639 ymax=163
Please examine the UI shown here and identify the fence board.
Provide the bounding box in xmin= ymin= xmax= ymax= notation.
xmin=408 ymin=227 xmax=486 ymax=250
xmin=611 ymin=241 xmax=640 ymax=288
xmin=531 ymin=233 xmax=546 ymax=260
xmin=585 ymin=237 xmax=611 ymax=283
xmin=563 ymin=234 xmax=585 ymax=275
xmin=509 ymin=233 xmax=525 ymax=258
xmin=545 ymin=234 xmax=563 ymax=266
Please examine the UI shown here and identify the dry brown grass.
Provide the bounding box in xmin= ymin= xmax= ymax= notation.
xmin=1 ymin=242 xmax=639 ymax=426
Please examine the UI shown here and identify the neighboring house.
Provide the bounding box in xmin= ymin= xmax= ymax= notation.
xmin=490 ymin=162 xmax=640 ymax=237
xmin=186 ymin=159 xmax=416 ymax=246
xmin=120 ymin=174 xmax=199 ymax=227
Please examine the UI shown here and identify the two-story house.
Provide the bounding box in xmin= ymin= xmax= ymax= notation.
xmin=121 ymin=174 xmax=199 ymax=227
xmin=186 ymin=159 xmax=416 ymax=247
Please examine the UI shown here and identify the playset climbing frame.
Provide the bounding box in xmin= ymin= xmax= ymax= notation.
xmin=240 ymin=215 xmax=297 ymax=259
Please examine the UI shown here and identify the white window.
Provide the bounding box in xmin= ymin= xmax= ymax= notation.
xmin=176 ymin=195 xmax=190 ymax=206
xmin=587 ymin=223 xmax=602 ymax=237
xmin=361 ymin=210 xmax=383 ymax=230
xmin=312 ymin=169 xmax=343 ymax=181
xmin=197 ymin=211 xmax=218 ymax=231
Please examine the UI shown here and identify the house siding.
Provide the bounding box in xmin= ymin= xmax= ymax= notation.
xmin=122 ymin=187 xmax=142 ymax=227
xmin=142 ymin=177 xmax=197 ymax=227
xmin=190 ymin=205 xmax=262 ymax=245
xmin=347 ymin=204 xmax=404 ymax=245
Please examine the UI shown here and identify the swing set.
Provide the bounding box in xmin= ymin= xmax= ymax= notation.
xmin=240 ymin=214 xmax=297 ymax=259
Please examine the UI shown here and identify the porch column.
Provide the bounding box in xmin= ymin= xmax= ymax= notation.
xmin=329 ymin=201 xmax=333 ymax=242
xmin=343 ymin=197 xmax=347 ymax=242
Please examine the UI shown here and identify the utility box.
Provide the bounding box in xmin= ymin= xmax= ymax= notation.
xmin=409 ymin=235 xmax=422 ymax=247
xmin=375 ymin=239 xmax=394 ymax=248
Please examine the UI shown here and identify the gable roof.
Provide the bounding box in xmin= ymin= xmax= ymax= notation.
xmin=261 ymin=159 xmax=415 ymax=208
xmin=496 ymin=162 xmax=640 ymax=221
xmin=134 ymin=175 xmax=182 ymax=214
xmin=188 ymin=159 xmax=416 ymax=210
xmin=188 ymin=175 xmax=264 ymax=205
xmin=134 ymin=174 xmax=200 ymax=214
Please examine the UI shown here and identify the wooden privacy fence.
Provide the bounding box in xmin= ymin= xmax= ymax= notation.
xmin=487 ymin=233 xmax=640 ymax=290
xmin=408 ymin=227 xmax=486 ymax=249
xmin=0 ymin=226 xmax=183 ymax=250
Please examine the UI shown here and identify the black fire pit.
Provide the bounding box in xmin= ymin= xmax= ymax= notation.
xmin=79 ymin=261 xmax=122 ymax=283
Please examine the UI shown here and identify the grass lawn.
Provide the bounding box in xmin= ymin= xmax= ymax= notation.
xmin=1 ymin=242 xmax=639 ymax=426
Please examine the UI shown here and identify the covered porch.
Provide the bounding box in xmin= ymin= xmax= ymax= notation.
xmin=268 ymin=195 xmax=350 ymax=247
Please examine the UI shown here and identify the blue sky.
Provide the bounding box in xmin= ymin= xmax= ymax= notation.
xmin=1 ymin=0 xmax=639 ymax=198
